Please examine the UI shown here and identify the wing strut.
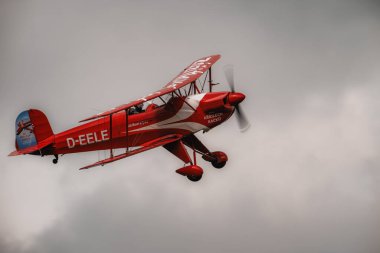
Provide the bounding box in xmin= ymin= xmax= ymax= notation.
xmin=173 ymin=90 xmax=196 ymax=111
xmin=192 ymin=81 xmax=200 ymax=94
xmin=125 ymin=109 xmax=129 ymax=152
xmin=109 ymin=114 xmax=113 ymax=158
xmin=209 ymin=68 xmax=213 ymax=92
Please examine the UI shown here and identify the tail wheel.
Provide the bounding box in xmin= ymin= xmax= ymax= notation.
xmin=187 ymin=174 xmax=202 ymax=182
xmin=52 ymin=154 xmax=58 ymax=164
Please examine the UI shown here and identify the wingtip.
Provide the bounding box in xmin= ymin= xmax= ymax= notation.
xmin=79 ymin=117 xmax=91 ymax=123
xmin=79 ymin=165 xmax=92 ymax=170
xmin=208 ymin=54 xmax=221 ymax=59
xmin=79 ymin=162 xmax=103 ymax=170
xmin=8 ymin=150 xmax=20 ymax=156
xmin=79 ymin=115 xmax=97 ymax=123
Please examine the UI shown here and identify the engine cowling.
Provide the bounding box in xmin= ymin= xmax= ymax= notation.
xmin=199 ymin=92 xmax=228 ymax=112
xmin=199 ymin=92 xmax=246 ymax=113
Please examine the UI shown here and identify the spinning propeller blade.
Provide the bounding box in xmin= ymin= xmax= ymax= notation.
xmin=224 ymin=64 xmax=235 ymax=92
xmin=223 ymin=64 xmax=251 ymax=132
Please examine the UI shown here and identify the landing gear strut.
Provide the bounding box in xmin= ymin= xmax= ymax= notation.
xmin=169 ymin=137 xmax=229 ymax=182
xmin=173 ymin=145 xmax=204 ymax=182
xmin=52 ymin=154 xmax=58 ymax=164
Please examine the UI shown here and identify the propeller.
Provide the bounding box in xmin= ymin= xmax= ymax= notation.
xmin=223 ymin=64 xmax=251 ymax=132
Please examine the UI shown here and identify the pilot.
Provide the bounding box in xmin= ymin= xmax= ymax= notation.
xmin=129 ymin=103 xmax=144 ymax=115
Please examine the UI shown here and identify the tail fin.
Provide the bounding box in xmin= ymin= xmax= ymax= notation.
xmin=9 ymin=109 xmax=54 ymax=156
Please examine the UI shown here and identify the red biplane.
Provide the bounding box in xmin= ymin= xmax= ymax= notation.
xmin=9 ymin=55 xmax=249 ymax=181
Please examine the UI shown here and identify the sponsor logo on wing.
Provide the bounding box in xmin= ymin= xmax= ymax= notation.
xmin=166 ymin=57 xmax=212 ymax=89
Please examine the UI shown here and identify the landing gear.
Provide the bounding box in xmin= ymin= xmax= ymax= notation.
xmin=187 ymin=174 xmax=202 ymax=182
xmin=52 ymin=154 xmax=58 ymax=164
xmin=168 ymin=137 xmax=229 ymax=181
xmin=212 ymin=160 xmax=226 ymax=169
xmin=203 ymin=151 xmax=228 ymax=169
xmin=176 ymin=165 xmax=203 ymax=182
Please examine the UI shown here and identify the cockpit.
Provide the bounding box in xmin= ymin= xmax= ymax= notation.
xmin=128 ymin=102 xmax=160 ymax=115
xmin=127 ymin=93 xmax=185 ymax=116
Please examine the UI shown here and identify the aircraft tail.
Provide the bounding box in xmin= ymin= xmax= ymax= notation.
xmin=9 ymin=109 xmax=55 ymax=156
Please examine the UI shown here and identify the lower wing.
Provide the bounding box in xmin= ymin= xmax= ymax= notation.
xmin=79 ymin=134 xmax=183 ymax=170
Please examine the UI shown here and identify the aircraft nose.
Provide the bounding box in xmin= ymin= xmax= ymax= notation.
xmin=228 ymin=92 xmax=246 ymax=106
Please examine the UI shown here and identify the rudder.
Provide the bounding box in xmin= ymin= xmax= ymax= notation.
xmin=14 ymin=109 xmax=54 ymax=152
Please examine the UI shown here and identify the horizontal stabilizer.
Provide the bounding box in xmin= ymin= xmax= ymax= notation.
xmin=9 ymin=135 xmax=54 ymax=156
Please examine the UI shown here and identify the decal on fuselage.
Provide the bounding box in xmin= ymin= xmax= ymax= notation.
xmin=205 ymin=113 xmax=223 ymax=124
xmin=128 ymin=120 xmax=149 ymax=128
xmin=66 ymin=130 xmax=109 ymax=149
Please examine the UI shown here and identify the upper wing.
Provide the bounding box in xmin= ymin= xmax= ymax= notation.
xmin=162 ymin=54 xmax=220 ymax=89
xmin=79 ymin=134 xmax=183 ymax=170
xmin=79 ymin=55 xmax=221 ymax=122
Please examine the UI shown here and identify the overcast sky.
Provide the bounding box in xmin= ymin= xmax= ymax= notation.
xmin=1 ymin=0 xmax=380 ymax=252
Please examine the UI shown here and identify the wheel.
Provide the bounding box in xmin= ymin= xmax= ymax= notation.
xmin=204 ymin=151 xmax=228 ymax=169
xmin=187 ymin=174 xmax=202 ymax=182
xmin=212 ymin=160 xmax=226 ymax=169
xmin=52 ymin=158 xmax=58 ymax=164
